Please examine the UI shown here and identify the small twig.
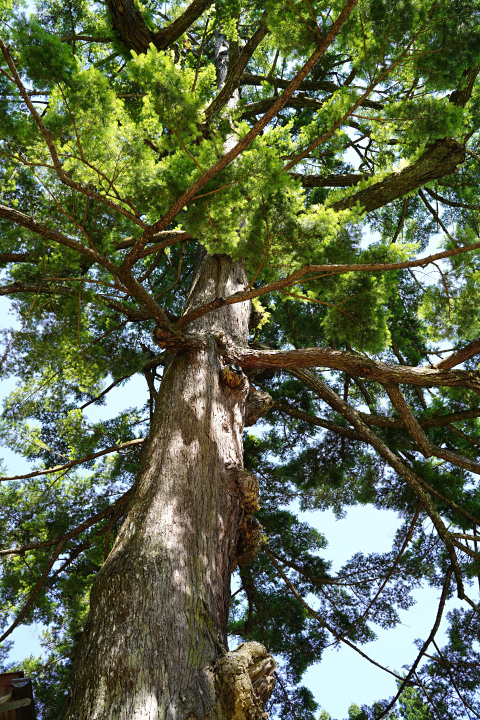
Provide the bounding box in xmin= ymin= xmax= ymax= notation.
xmin=79 ymin=375 xmax=130 ymax=411
xmin=0 ymin=439 xmax=144 ymax=483
xmin=244 ymin=199 xmax=271 ymax=291
xmin=375 ymin=566 xmax=453 ymax=719
xmin=0 ymin=538 xmax=68 ymax=642
xmin=266 ymin=548 xmax=408 ymax=683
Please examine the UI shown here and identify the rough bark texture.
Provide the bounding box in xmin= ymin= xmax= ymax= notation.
xmin=331 ymin=138 xmax=465 ymax=212
xmin=236 ymin=345 xmax=480 ymax=391
xmin=67 ymin=253 xmax=275 ymax=720
xmin=106 ymin=0 xmax=213 ymax=54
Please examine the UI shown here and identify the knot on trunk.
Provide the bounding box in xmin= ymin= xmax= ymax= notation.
xmin=236 ymin=516 xmax=264 ymax=567
xmin=232 ymin=470 xmax=264 ymax=567
xmin=215 ymin=642 xmax=277 ymax=720
xmin=235 ymin=470 xmax=260 ymax=514
xmin=244 ymin=386 xmax=274 ymax=426
xmin=221 ymin=364 xmax=247 ymax=389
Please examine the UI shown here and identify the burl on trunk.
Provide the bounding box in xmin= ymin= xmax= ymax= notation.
xmin=67 ymin=253 xmax=276 ymax=720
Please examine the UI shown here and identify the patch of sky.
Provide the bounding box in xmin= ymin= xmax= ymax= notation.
xmin=81 ymin=373 xmax=147 ymax=424
xmin=294 ymin=505 xmax=465 ymax=719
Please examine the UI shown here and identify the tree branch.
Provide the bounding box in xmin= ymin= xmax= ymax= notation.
xmin=289 ymin=172 xmax=371 ymax=187
xmin=154 ymin=0 xmax=213 ymax=51
xmin=385 ymin=384 xmax=432 ymax=457
xmin=436 ymin=337 xmax=480 ymax=370
xmin=0 ymin=203 xmax=116 ymax=266
xmin=240 ymin=94 xmax=382 ymax=120
xmin=376 ymin=567 xmax=454 ymax=720
xmin=0 ymin=280 xmax=154 ymax=322
xmin=122 ymin=0 xmax=360 ymax=268
xmin=0 ymin=203 xmax=177 ymax=329
xmin=237 ymin=346 xmax=480 ymax=392
xmin=0 ymin=438 xmax=144 ymax=483
xmin=272 ymin=400 xmax=480 ymax=430
xmin=205 ymin=17 xmax=269 ymax=124
xmin=0 ymin=538 xmax=68 ymax=643
xmin=106 ymin=0 xmax=213 ymax=54
xmin=266 ymin=548 xmax=408 ymax=683
xmin=114 ymin=230 xmax=193 ymax=252
xmin=0 ymin=252 xmax=33 ymax=263
xmin=324 ymin=67 xmax=479 ymax=218
xmin=0 ymin=37 xmax=144 ymax=227
xmin=176 ymin=240 xmax=480 ymax=329
xmin=239 ymin=72 xmax=339 ymax=93
xmin=273 ymin=399 xmax=363 ymax=440
xmin=331 ymin=138 xmax=465 ymax=213
xmin=0 ymin=490 xmax=132 ymax=558
xmin=287 ymin=368 xmax=466 ymax=597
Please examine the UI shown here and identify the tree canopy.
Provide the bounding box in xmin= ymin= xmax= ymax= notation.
xmin=1 ymin=0 xmax=480 ymax=718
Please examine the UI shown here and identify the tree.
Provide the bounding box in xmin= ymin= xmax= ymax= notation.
xmin=0 ymin=0 xmax=480 ymax=718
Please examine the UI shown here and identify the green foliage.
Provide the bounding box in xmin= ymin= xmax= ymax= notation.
xmin=384 ymin=99 xmax=466 ymax=142
xmin=13 ymin=17 xmax=77 ymax=88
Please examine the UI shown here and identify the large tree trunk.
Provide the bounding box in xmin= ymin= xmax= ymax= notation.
xmin=66 ymin=252 xmax=276 ymax=720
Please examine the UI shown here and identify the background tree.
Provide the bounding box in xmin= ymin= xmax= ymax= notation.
xmin=0 ymin=0 xmax=480 ymax=718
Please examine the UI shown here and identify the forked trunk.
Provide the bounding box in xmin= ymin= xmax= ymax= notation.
xmin=67 ymin=253 xmax=276 ymax=720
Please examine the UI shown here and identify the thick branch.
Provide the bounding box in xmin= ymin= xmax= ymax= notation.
xmin=237 ymin=346 xmax=480 ymax=392
xmin=106 ymin=0 xmax=214 ymax=54
xmin=176 ymin=241 xmax=480 ymax=329
xmin=288 ymin=368 xmax=465 ymax=596
xmin=241 ymin=95 xmax=382 ymax=120
xmin=331 ymin=138 xmax=465 ymax=213
xmin=290 ymin=172 xmax=371 ymax=187
xmin=154 ymin=0 xmax=213 ymax=51
xmin=292 ymin=370 xmax=480 ymax=526
xmin=0 ymin=252 xmax=32 ymax=263
xmin=205 ymin=18 xmax=269 ymax=124
xmin=449 ymin=65 xmax=480 ymax=108
xmin=274 ymin=397 xmax=480 ymax=476
xmin=385 ymin=386 xmax=480 ymax=474
xmin=430 ymin=445 xmax=480 ymax=476
xmin=436 ymin=337 xmax=480 ymax=370
xmin=385 ymin=384 xmax=432 ymax=457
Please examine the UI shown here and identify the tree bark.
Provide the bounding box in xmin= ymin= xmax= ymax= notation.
xmin=330 ymin=138 xmax=465 ymax=213
xmin=66 ymin=253 xmax=275 ymax=720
